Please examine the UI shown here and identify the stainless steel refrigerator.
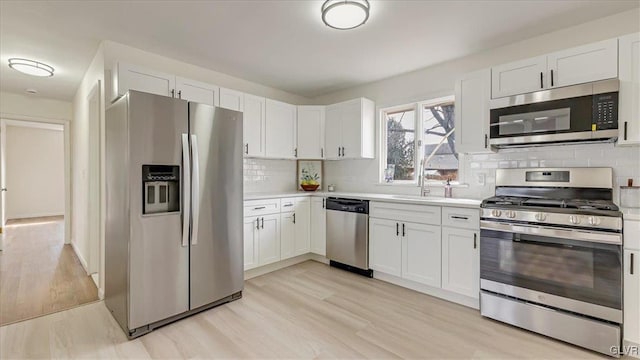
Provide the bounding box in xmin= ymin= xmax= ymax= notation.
xmin=105 ymin=90 xmax=244 ymax=338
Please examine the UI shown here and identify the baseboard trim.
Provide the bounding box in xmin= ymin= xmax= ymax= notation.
xmin=623 ymin=339 xmax=640 ymax=359
xmin=374 ymin=271 xmax=479 ymax=310
xmin=6 ymin=212 xmax=64 ymax=220
xmin=244 ymin=254 xmax=314 ymax=280
xmin=71 ymin=241 xmax=90 ymax=275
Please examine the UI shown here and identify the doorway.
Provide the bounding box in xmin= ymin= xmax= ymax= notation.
xmin=0 ymin=119 xmax=97 ymax=325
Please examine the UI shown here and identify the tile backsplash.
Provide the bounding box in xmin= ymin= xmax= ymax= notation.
xmin=243 ymin=158 xmax=297 ymax=193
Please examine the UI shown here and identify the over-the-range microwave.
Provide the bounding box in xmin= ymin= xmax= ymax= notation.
xmin=489 ymin=79 xmax=618 ymax=148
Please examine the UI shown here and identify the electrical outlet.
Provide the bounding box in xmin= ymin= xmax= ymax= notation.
xmin=477 ymin=173 xmax=486 ymax=186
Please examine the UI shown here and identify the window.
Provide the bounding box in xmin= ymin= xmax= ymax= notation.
xmin=381 ymin=96 xmax=459 ymax=184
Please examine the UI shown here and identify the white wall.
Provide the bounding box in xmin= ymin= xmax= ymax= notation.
xmin=4 ymin=125 xmax=64 ymax=219
xmin=0 ymin=91 xmax=72 ymax=121
xmin=317 ymin=8 xmax=640 ymax=199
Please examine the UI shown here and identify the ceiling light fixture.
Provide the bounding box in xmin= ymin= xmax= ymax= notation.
xmin=8 ymin=58 xmax=54 ymax=77
xmin=322 ymin=0 xmax=370 ymax=30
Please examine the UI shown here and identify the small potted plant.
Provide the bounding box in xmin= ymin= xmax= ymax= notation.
xmin=300 ymin=167 xmax=320 ymax=191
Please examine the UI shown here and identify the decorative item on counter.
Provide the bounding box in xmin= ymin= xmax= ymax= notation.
xmin=298 ymin=160 xmax=322 ymax=191
xmin=444 ymin=178 xmax=453 ymax=198
xmin=327 ymin=184 xmax=335 ymax=192
xmin=620 ymin=178 xmax=640 ymax=209
xmin=384 ymin=164 xmax=395 ymax=183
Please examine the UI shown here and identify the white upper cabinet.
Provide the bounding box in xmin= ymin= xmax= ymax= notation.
xmin=297 ymin=106 xmax=325 ymax=159
xmin=455 ymin=68 xmax=493 ymax=154
xmin=491 ymin=56 xmax=547 ymax=99
xmin=175 ymin=77 xmax=219 ymax=106
xmin=112 ymin=62 xmax=175 ymax=101
xmin=243 ymin=94 xmax=266 ymax=157
xmin=618 ymin=32 xmax=640 ymax=146
xmin=219 ymin=87 xmax=244 ymax=111
xmin=265 ymin=99 xmax=297 ymax=159
xmin=324 ymin=98 xmax=375 ymax=160
xmin=547 ymin=38 xmax=618 ymax=89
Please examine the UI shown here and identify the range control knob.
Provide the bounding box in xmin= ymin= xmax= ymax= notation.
xmin=588 ymin=216 xmax=601 ymax=226
xmin=491 ymin=209 xmax=502 ymax=217
xmin=534 ymin=213 xmax=547 ymax=221
xmin=569 ymin=215 xmax=581 ymax=225
xmin=506 ymin=210 xmax=517 ymax=219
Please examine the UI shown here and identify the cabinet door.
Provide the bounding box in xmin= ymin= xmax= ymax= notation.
xmin=491 ymin=56 xmax=547 ymax=98
xmin=258 ymin=214 xmax=280 ymax=266
xmin=369 ymin=218 xmax=402 ymax=277
xmin=624 ymin=250 xmax=640 ymax=346
xmin=113 ymin=62 xmax=175 ymax=101
xmin=310 ymin=197 xmax=326 ymax=256
xmin=340 ymin=99 xmax=362 ymax=159
xmin=243 ymin=94 xmax=266 ymax=157
xmin=294 ymin=198 xmax=311 ymax=256
xmin=297 ymin=106 xmax=325 ymax=159
xmin=455 ymin=69 xmax=492 ymax=154
xmin=243 ymin=217 xmax=259 ymax=270
xmin=324 ymin=104 xmax=342 ymax=160
xmin=280 ymin=212 xmax=295 ymax=260
xmin=265 ymin=99 xmax=297 ymax=159
xmin=618 ymin=33 xmax=640 ymax=146
xmin=402 ymin=222 xmax=441 ymax=288
xmin=175 ymin=76 xmax=219 ymax=106
xmin=219 ymin=87 xmax=244 ymax=111
xmin=547 ymin=38 xmax=618 ymax=88
xmin=441 ymin=227 xmax=479 ymax=299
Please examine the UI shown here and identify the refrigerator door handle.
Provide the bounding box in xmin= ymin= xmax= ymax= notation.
xmin=181 ymin=133 xmax=191 ymax=247
xmin=190 ymin=134 xmax=200 ymax=246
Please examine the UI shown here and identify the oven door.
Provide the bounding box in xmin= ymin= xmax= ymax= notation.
xmin=480 ymin=222 xmax=622 ymax=323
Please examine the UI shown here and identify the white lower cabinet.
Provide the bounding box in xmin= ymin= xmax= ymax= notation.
xmin=294 ymin=198 xmax=311 ymax=256
xmin=243 ymin=217 xmax=259 ymax=270
xmin=258 ymin=214 xmax=280 ymax=266
xmin=310 ymin=197 xmax=326 ymax=256
xmin=624 ymin=249 xmax=640 ymax=347
xmin=402 ymin=223 xmax=441 ymax=287
xmin=370 ymin=218 xmax=402 ymax=277
xmin=441 ymin=227 xmax=479 ymax=299
xmin=280 ymin=212 xmax=295 ymax=260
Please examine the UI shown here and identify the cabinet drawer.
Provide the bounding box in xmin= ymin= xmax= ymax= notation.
xmin=442 ymin=207 xmax=479 ymax=230
xmin=244 ymin=199 xmax=280 ymax=217
xmin=624 ymin=219 xmax=640 ymax=250
xmin=370 ymin=201 xmax=441 ymax=225
xmin=280 ymin=197 xmax=298 ymax=212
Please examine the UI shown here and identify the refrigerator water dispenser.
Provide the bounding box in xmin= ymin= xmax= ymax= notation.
xmin=142 ymin=165 xmax=180 ymax=214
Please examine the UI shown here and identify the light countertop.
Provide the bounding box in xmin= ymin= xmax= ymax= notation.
xmin=622 ymin=207 xmax=640 ymax=221
xmin=244 ymin=191 xmax=482 ymax=209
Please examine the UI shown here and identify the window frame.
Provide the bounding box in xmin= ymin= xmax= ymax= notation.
xmin=379 ymin=95 xmax=463 ymax=186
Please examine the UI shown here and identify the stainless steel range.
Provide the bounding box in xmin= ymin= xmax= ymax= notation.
xmin=479 ymin=167 xmax=623 ymax=357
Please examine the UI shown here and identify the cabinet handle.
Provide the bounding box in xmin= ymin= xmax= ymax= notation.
xmin=474 ymin=233 xmax=477 ymax=249
xmin=294 ymin=148 xmax=297 ymax=157
xmin=293 ymin=213 xmax=296 ymax=224
xmin=253 ymin=206 xmax=266 ymax=210
xmin=171 ymin=89 xmax=175 ymax=98
xmin=451 ymin=215 xmax=469 ymax=220
xmin=540 ymin=72 xmax=543 ymax=89
xmin=631 ymin=253 xmax=635 ymax=275
xmin=321 ymin=148 xmax=324 ymax=158
xmin=484 ymin=134 xmax=488 ymax=149
xmin=256 ymin=217 xmax=260 ymax=230
xmin=322 ymin=198 xmax=325 ymax=208
xmin=178 ymin=90 xmax=182 ymax=99
xmin=261 ymin=217 xmax=264 ymax=229
xmin=338 ymin=146 xmax=341 ymax=157
xmin=283 ymin=203 xmax=293 ymax=207
xmin=396 ymin=222 xmax=399 ymax=236
xmin=624 ymin=122 xmax=628 ymax=141
xmin=245 ymin=143 xmax=249 ymax=154
xmin=550 ymin=70 xmax=554 ymax=87
xmin=402 ymin=223 xmax=405 ymax=237
xmin=341 ymin=146 xmax=345 ymax=157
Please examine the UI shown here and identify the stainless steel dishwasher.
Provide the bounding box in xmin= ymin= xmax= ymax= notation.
xmin=325 ymin=198 xmax=372 ymax=277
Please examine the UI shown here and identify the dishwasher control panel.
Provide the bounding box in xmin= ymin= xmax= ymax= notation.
xmin=326 ymin=198 xmax=369 ymax=214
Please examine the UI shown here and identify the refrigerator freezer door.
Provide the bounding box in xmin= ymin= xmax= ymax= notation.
xmin=189 ymin=103 xmax=244 ymax=310
xmin=127 ymin=91 xmax=190 ymax=329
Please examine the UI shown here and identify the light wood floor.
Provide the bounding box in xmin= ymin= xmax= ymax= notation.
xmin=0 ymin=216 xmax=98 ymax=325
xmin=0 ymin=260 xmax=604 ymax=359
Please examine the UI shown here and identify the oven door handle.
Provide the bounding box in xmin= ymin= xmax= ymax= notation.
xmin=480 ymin=220 xmax=622 ymax=245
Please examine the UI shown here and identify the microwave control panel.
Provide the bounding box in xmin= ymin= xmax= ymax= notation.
xmin=592 ymin=92 xmax=618 ymax=130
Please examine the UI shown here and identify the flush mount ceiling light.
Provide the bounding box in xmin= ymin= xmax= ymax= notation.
xmin=8 ymin=58 xmax=54 ymax=77
xmin=322 ymin=0 xmax=370 ymax=30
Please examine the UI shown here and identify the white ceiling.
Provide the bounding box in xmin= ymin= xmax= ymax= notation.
xmin=1 ymin=0 xmax=638 ymax=101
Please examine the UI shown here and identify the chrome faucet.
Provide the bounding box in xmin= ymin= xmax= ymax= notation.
xmin=418 ymin=158 xmax=430 ymax=197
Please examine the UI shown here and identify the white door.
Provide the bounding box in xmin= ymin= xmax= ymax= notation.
xmin=491 ymin=56 xmax=547 ymax=98
xmin=402 ymin=222 xmax=441 ymax=287
xmin=618 ymin=32 xmax=640 ymax=145
xmin=324 ymin=104 xmax=342 ymax=160
xmin=547 ymin=38 xmax=618 ymax=88
xmin=297 ymin=106 xmax=325 ymax=159
xmin=243 ymin=94 xmax=266 ymax=157
xmin=265 ymin=99 xmax=297 ymax=159
xmin=258 ymin=214 xmax=280 ymax=266
xmin=294 ymin=198 xmax=311 ymax=256
xmin=219 ymin=88 xmax=244 ymax=111
xmin=340 ymin=99 xmax=362 ymax=159
xmin=455 ymin=69 xmax=492 ymax=154
xmin=369 ymin=218 xmax=401 ymax=277
xmin=310 ymin=197 xmax=326 ymax=256
xmin=624 ymin=249 xmax=640 ymax=346
xmin=280 ymin=212 xmax=295 ymax=260
xmin=441 ymin=227 xmax=479 ymax=298
xmin=243 ymin=217 xmax=259 ymax=270
xmin=113 ymin=62 xmax=175 ymax=101
xmin=175 ymin=77 xmax=219 ymax=106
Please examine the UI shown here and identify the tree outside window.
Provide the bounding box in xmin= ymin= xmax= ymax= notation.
xmin=422 ymin=101 xmax=458 ymax=181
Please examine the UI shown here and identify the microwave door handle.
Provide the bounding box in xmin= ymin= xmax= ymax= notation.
xmin=190 ymin=134 xmax=200 ymax=246
xmin=181 ymin=133 xmax=191 ymax=247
